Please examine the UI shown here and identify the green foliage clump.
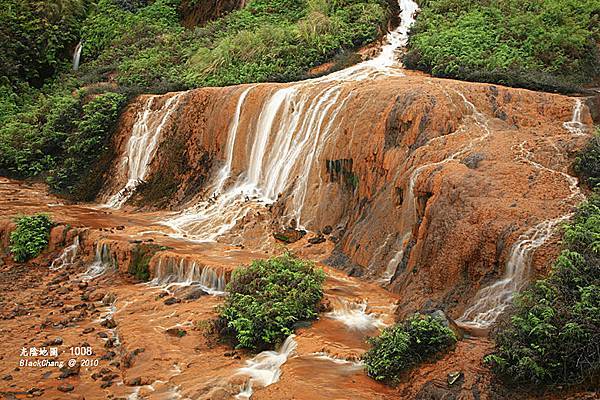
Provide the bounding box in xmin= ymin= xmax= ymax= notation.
xmin=76 ymin=0 xmax=390 ymax=89
xmin=363 ymin=314 xmax=457 ymax=384
xmin=486 ymin=195 xmax=600 ymax=386
xmin=10 ymin=214 xmax=54 ymax=262
xmin=575 ymin=130 xmax=600 ymax=190
xmin=128 ymin=243 xmax=166 ymax=281
xmin=217 ymin=253 xmax=325 ymax=351
xmin=0 ymin=87 xmax=126 ymax=196
xmin=0 ymin=0 xmax=88 ymax=88
xmin=406 ymin=0 xmax=600 ymax=91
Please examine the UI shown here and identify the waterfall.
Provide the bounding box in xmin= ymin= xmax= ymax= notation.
xmin=326 ymin=298 xmax=386 ymax=331
xmin=161 ymin=0 xmax=420 ymax=240
xmin=72 ymin=41 xmax=83 ymax=71
xmin=151 ymin=256 xmax=227 ymax=294
xmin=457 ymin=217 xmax=569 ymax=329
xmin=379 ymin=90 xmax=492 ymax=282
xmin=106 ymin=92 xmax=184 ymax=208
xmin=82 ymin=242 xmax=114 ymax=280
xmin=563 ymin=98 xmax=588 ymax=136
xmin=50 ymin=236 xmax=80 ymax=270
xmin=235 ymin=335 xmax=297 ymax=399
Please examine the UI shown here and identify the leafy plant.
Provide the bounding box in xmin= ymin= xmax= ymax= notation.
xmin=10 ymin=214 xmax=54 ymax=262
xmin=216 ymin=253 xmax=325 ymax=351
xmin=363 ymin=313 xmax=457 ymax=384
xmin=486 ymin=195 xmax=600 ymax=387
xmin=574 ymin=130 xmax=600 ymax=190
xmin=405 ymin=0 xmax=600 ymax=92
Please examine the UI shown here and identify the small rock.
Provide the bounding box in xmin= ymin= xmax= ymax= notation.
xmin=183 ymin=287 xmax=208 ymax=300
xmin=44 ymin=337 xmax=63 ymax=346
xmin=165 ymin=327 xmax=187 ymax=337
xmin=322 ymin=225 xmax=333 ymax=235
xmin=2 ymin=374 xmax=13 ymax=380
xmin=83 ymin=327 xmax=95 ymax=334
xmin=97 ymin=332 xmax=108 ymax=339
xmin=57 ymin=384 xmax=74 ymax=392
xmin=308 ymin=235 xmax=326 ymax=245
xmin=163 ymin=297 xmax=181 ymax=306
xmin=90 ymin=291 xmax=106 ymax=302
xmin=100 ymin=317 xmax=116 ymax=329
xmin=126 ymin=377 xmax=142 ymax=386
xmin=59 ymin=363 xmax=80 ymax=379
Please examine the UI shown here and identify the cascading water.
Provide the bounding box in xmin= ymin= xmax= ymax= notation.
xmin=50 ymin=236 xmax=80 ymax=270
xmin=563 ymin=98 xmax=588 ymax=136
xmin=162 ymin=0 xmax=420 ymax=240
xmin=235 ymin=335 xmax=297 ymax=399
xmin=326 ymin=298 xmax=386 ymax=331
xmin=458 ymin=124 xmax=587 ymax=328
xmin=82 ymin=242 xmax=114 ymax=280
xmin=72 ymin=41 xmax=83 ymax=71
xmin=106 ymin=92 xmax=184 ymax=208
xmin=150 ymin=256 xmax=227 ymax=294
xmin=457 ymin=217 xmax=569 ymax=329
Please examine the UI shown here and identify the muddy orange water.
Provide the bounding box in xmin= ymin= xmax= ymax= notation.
xmin=0 ymin=177 xmax=495 ymax=400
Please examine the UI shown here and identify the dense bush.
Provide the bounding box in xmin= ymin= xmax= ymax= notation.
xmin=405 ymin=0 xmax=600 ymax=91
xmin=486 ymin=195 xmax=600 ymax=386
xmin=0 ymin=88 xmax=126 ymax=195
xmin=10 ymin=214 xmax=54 ymax=262
xmin=363 ymin=314 xmax=457 ymax=384
xmin=216 ymin=253 xmax=325 ymax=351
xmin=76 ymin=0 xmax=390 ymax=89
xmin=575 ymin=130 xmax=600 ymax=189
xmin=0 ymin=0 xmax=88 ymax=88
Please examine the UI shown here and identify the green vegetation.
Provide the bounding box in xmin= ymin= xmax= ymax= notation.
xmin=0 ymin=0 xmax=390 ymax=197
xmin=128 ymin=243 xmax=167 ymax=281
xmin=575 ymin=130 xmax=600 ymax=190
xmin=216 ymin=253 xmax=325 ymax=351
xmin=406 ymin=0 xmax=600 ymax=91
xmin=10 ymin=214 xmax=54 ymax=262
xmin=0 ymin=89 xmax=126 ymax=197
xmin=363 ymin=314 xmax=457 ymax=384
xmin=486 ymin=195 xmax=600 ymax=386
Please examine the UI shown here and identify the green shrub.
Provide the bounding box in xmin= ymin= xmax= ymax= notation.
xmin=128 ymin=243 xmax=165 ymax=281
xmin=575 ymin=131 xmax=600 ymax=190
xmin=363 ymin=314 xmax=457 ymax=384
xmin=10 ymin=214 xmax=54 ymax=262
xmin=486 ymin=195 xmax=600 ymax=386
xmin=0 ymin=0 xmax=87 ymax=88
xmin=217 ymin=253 xmax=325 ymax=351
xmin=405 ymin=0 xmax=600 ymax=91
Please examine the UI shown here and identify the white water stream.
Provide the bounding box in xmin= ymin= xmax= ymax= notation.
xmin=235 ymin=335 xmax=298 ymax=399
xmin=72 ymin=41 xmax=83 ymax=71
xmin=106 ymin=93 xmax=184 ymax=208
xmin=50 ymin=236 xmax=80 ymax=270
xmin=81 ymin=241 xmax=114 ymax=280
xmin=162 ymin=0 xmax=420 ymax=240
xmin=457 ymin=100 xmax=588 ymax=328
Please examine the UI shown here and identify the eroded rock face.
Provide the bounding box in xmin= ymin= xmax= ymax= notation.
xmin=100 ymin=75 xmax=594 ymax=319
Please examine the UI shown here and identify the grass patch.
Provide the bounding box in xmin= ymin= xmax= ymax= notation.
xmin=215 ymin=253 xmax=325 ymax=351
xmin=10 ymin=213 xmax=54 ymax=262
xmin=405 ymin=0 xmax=600 ymax=92
xmin=363 ymin=313 xmax=457 ymax=384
